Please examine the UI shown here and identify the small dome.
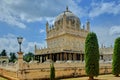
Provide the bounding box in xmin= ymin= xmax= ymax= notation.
xmin=54 ymin=7 xmax=80 ymax=24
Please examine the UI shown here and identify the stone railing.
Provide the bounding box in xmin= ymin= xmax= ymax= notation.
xmin=0 ymin=62 xmax=18 ymax=71
xmin=0 ymin=61 xmax=112 ymax=80
xmin=0 ymin=62 xmax=18 ymax=80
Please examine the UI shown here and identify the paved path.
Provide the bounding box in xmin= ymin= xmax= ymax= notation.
xmin=61 ymin=74 xmax=120 ymax=80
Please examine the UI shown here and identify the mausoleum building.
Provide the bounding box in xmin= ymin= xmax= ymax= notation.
xmin=34 ymin=7 xmax=90 ymax=62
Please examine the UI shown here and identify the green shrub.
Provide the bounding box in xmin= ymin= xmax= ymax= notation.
xmin=50 ymin=62 xmax=55 ymax=80
xmin=85 ymin=32 xmax=99 ymax=80
xmin=112 ymin=37 xmax=120 ymax=76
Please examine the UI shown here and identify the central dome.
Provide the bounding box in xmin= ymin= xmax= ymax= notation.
xmin=54 ymin=7 xmax=80 ymax=24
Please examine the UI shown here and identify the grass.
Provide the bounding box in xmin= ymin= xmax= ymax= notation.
xmin=0 ymin=77 xmax=7 ymax=80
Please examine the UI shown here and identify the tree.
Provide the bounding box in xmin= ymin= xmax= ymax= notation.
xmin=9 ymin=52 xmax=17 ymax=63
xmin=23 ymin=52 xmax=34 ymax=62
xmin=1 ymin=49 xmax=7 ymax=56
xmin=50 ymin=62 xmax=55 ymax=80
xmin=112 ymin=37 xmax=120 ymax=77
xmin=85 ymin=32 xmax=99 ymax=80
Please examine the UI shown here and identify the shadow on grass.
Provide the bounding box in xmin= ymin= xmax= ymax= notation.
xmin=115 ymin=75 xmax=120 ymax=77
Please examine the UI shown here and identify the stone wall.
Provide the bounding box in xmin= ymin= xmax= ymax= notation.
xmin=0 ymin=62 xmax=112 ymax=80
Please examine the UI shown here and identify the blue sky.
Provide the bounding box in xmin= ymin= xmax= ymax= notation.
xmin=0 ymin=0 xmax=120 ymax=53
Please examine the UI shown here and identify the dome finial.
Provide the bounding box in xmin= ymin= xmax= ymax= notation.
xmin=66 ymin=6 xmax=69 ymax=11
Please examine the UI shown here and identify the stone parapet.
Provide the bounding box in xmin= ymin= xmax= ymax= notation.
xmin=0 ymin=62 xmax=112 ymax=80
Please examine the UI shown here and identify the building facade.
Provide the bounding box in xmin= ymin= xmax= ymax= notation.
xmin=34 ymin=7 xmax=90 ymax=62
xmin=99 ymin=46 xmax=113 ymax=62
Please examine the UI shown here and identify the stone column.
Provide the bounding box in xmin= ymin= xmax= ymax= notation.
xmin=52 ymin=54 xmax=54 ymax=61
xmin=73 ymin=53 xmax=76 ymax=61
xmin=68 ymin=53 xmax=70 ymax=60
xmin=60 ymin=53 xmax=62 ymax=60
xmin=69 ymin=53 xmax=72 ymax=60
xmin=71 ymin=53 xmax=73 ymax=60
xmin=50 ymin=54 xmax=52 ymax=60
xmin=80 ymin=54 xmax=82 ymax=61
xmin=40 ymin=56 xmax=42 ymax=62
xmin=57 ymin=54 xmax=59 ymax=61
xmin=64 ymin=53 xmax=67 ymax=60
xmin=17 ymin=52 xmax=25 ymax=80
xmin=66 ymin=53 xmax=68 ymax=60
xmin=81 ymin=54 xmax=84 ymax=61
xmin=17 ymin=52 xmax=23 ymax=70
xmin=82 ymin=54 xmax=84 ymax=61
xmin=41 ymin=55 xmax=44 ymax=62
xmin=45 ymin=55 xmax=48 ymax=61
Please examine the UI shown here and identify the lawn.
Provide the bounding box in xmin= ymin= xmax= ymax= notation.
xmin=0 ymin=77 xmax=7 ymax=80
xmin=61 ymin=74 xmax=120 ymax=80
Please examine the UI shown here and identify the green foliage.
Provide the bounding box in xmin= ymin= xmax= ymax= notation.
xmin=112 ymin=37 xmax=120 ymax=75
xmin=9 ymin=52 xmax=17 ymax=63
xmin=85 ymin=32 xmax=99 ymax=77
xmin=23 ymin=52 xmax=34 ymax=62
xmin=0 ymin=49 xmax=7 ymax=56
xmin=50 ymin=62 xmax=55 ymax=80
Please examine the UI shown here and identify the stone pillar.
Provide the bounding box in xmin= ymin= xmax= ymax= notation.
xmin=82 ymin=54 xmax=84 ymax=61
xmin=69 ymin=53 xmax=72 ymax=60
xmin=73 ymin=53 xmax=76 ymax=61
xmin=80 ymin=54 xmax=82 ymax=61
xmin=50 ymin=54 xmax=52 ymax=60
xmin=52 ymin=54 xmax=54 ymax=61
xmin=45 ymin=55 xmax=48 ymax=61
xmin=17 ymin=52 xmax=25 ymax=80
xmin=68 ymin=53 xmax=70 ymax=60
xmin=71 ymin=54 xmax=73 ymax=60
xmin=66 ymin=53 xmax=68 ymax=60
xmin=17 ymin=52 xmax=23 ymax=70
xmin=64 ymin=53 xmax=67 ymax=60
xmin=39 ymin=56 xmax=40 ymax=62
xmin=57 ymin=54 xmax=59 ymax=61
xmin=60 ymin=53 xmax=62 ymax=60
xmin=41 ymin=55 xmax=43 ymax=62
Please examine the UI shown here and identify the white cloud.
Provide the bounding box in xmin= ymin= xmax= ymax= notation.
xmin=109 ymin=26 xmax=120 ymax=35
xmin=0 ymin=0 xmax=26 ymax=29
xmin=40 ymin=29 xmax=45 ymax=33
xmin=89 ymin=1 xmax=120 ymax=17
xmin=22 ymin=41 xmax=46 ymax=53
xmin=0 ymin=34 xmax=18 ymax=53
xmin=75 ymin=0 xmax=82 ymax=3
xmin=46 ymin=17 xmax=55 ymax=25
xmin=92 ymin=26 xmax=117 ymax=48
xmin=0 ymin=0 xmax=85 ymax=28
xmin=0 ymin=34 xmax=46 ymax=54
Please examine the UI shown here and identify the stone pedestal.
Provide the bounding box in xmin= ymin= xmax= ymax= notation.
xmin=17 ymin=52 xmax=25 ymax=80
xmin=17 ymin=52 xmax=23 ymax=70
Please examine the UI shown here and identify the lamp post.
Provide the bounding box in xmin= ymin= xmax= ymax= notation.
xmin=17 ymin=37 xmax=24 ymax=80
xmin=17 ymin=37 xmax=23 ymax=52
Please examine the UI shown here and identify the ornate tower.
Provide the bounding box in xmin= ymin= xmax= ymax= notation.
xmin=46 ymin=22 xmax=49 ymax=32
xmin=86 ymin=20 xmax=90 ymax=31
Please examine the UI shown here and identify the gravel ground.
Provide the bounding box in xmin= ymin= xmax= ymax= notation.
xmin=61 ymin=74 xmax=120 ymax=80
